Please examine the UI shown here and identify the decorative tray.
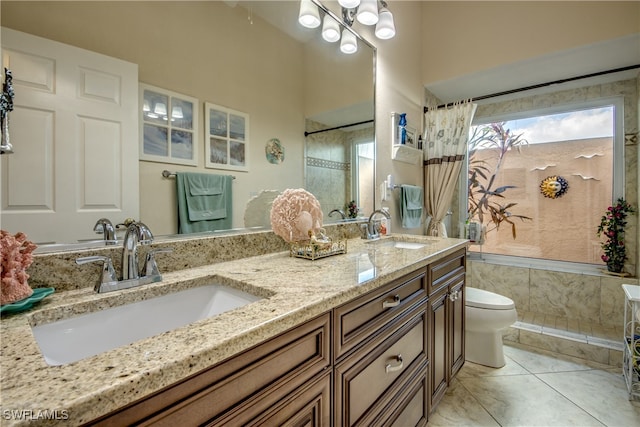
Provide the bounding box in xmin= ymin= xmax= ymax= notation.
xmin=0 ymin=287 xmax=55 ymax=314
xmin=290 ymin=239 xmax=347 ymax=260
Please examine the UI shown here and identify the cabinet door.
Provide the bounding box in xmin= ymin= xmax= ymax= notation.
xmin=449 ymin=278 xmax=465 ymax=379
xmin=428 ymin=288 xmax=448 ymax=412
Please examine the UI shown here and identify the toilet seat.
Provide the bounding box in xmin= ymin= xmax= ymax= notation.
xmin=466 ymin=287 xmax=515 ymax=310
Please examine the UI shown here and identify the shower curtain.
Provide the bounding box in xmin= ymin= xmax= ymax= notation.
xmin=423 ymin=101 xmax=477 ymax=237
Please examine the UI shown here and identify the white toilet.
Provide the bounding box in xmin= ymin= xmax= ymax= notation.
xmin=465 ymin=287 xmax=517 ymax=368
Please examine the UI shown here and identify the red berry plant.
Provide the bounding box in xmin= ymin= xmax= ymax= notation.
xmin=597 ymin=198 xmax=635 ymax=273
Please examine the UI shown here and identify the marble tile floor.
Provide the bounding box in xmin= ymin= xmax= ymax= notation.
xmin=430 ymin=342 xmax=640 ymax=426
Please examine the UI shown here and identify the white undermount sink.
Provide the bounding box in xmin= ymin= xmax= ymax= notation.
xmin=388 ymin=241 xmax=426 ymax=249
xmin=367 ymin=237 xmax=431 ymax=250
xmin=31 ymin=284 xmax=262 ymax=366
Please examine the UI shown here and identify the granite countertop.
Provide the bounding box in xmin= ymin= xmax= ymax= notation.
xmin=0 ymin=235 xmax=468 ymax=426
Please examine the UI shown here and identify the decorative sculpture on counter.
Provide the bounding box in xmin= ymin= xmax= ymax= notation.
xmin=270 ymin=188 xmax=347 ymax=260
xmin=1 ymin=230 xmax=37 ymax=305
xmin=0 ymin=68 xmax=15 ymax=155
xmin=539 ymin=175 xmax=569 ymax=199
xmin=270 ymin=188 xmax=324 ymax=243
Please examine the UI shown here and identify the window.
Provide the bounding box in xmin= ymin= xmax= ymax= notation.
xmin=140 ymin=84 xmax=199 ymax=166
xmin=205 ymin=102 xmax=250 ymax=172
xmin=464 ymin=98 xmax=623 ymax=265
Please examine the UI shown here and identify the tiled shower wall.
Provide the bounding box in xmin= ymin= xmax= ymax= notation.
xmin=467 ymin=259 xmax=639 ymax=329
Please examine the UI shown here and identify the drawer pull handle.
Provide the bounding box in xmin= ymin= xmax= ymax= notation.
xmin=382 ymin=295 xmax=401 ymax=308
xmin=385 ymin=355 xmax=403 ymax=373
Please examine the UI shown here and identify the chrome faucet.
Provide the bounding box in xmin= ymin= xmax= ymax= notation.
xmin=329 ymin=209 xmax=347 ymax=219
xmin=77 ymin=221 xmax=172 ymax=293
xmin=93 ymin=218 xmax=117 ymax=245
xmin=361 ymin=209 xmax=391 ymax=240
xmin=121 ymin=221 xmax=153 ymax=280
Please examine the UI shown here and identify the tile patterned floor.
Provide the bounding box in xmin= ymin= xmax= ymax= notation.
xmin=430 ymin=343 xmax=640 ymax=426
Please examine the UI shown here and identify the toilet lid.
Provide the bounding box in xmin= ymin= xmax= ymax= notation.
xmin=466 ymin=287 xmax=515 ymax=310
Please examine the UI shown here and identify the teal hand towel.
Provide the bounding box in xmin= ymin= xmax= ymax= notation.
xmin=401 ymin=185 xmax=423 ymax=228
xmin=176 ymin=172 xmax=233 ymax=234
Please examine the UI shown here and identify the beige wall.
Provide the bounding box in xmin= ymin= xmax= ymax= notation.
xmin=420 ymin=1 xmax=640 ymax=84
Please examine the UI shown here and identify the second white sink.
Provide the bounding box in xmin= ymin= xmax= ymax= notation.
xmin=32 ymin=284 xmax=262 ymax=366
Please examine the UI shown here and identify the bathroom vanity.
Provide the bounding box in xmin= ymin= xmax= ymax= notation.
xmin=0 ymin=234 xmax=467 ymax=426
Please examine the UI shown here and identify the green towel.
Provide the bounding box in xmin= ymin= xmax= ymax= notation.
xmin=400 ymin=185 xmax=423 ymax=228
xmin=176 ymin=172 xmax=233 ymax=234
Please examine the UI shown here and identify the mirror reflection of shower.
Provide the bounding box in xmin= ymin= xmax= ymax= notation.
xmin=304 ymin=114 xmax=374 ymax=221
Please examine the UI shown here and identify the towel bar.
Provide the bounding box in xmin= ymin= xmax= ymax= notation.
xmin=162 ymin=170 xmax=235 ymax=179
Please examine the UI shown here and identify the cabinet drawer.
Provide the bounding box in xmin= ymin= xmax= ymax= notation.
xmin=335 ymin=301 xmax=428 ymax=427
xmin=380 ymin=362 xmax=429 ymax=427
xmin=92 ymin=313 xmax=330 ymax=426
xmin=333 ymin=268 xmax=427 ymax=360
xmin=428 ymin=248 xmax=465 ymax=295
xmin=215 ymin=371 xmax=332 ymax=427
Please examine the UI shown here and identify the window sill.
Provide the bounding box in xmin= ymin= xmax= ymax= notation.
xmin=466 ymin=252 xmax=634 ymax=278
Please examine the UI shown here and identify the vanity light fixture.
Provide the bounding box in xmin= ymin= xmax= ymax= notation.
xmin=338 ymin=0 xmax=361 ymax=8
xmin=356 ymin=0 xmax=378 ymax=25
xmin=340 ymin=28 xmax=358 ymax=54
xmin=171 ymin=105 xmax=184 ymax=119
xmin=322 ymin=14 xmax=341 ymax=42
xmin=298 ymin=0 xmax=321 ymax=28
xmin=154 ymin=102 xmax=167 ymax=116
xmin=299 ymin=0 xmax=394 ymax=54
xmin=375 ymin=2 xmax=395 ymax=39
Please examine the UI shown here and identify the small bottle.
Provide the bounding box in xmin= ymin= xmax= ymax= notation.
xmin=381 ymin=207 xmax=391 ymax=236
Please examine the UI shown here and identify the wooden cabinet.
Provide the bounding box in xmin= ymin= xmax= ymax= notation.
xmin=427 ymin=248 xmax=466 ymax=412
xmin=87 ymin=248 xmax=466 ymax=426
xmin=334 ymin=269 xmax=429 ymax=427
xmin=87 ymin=313 xmax=331 ymax=426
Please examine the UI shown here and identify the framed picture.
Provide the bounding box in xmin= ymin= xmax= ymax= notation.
xmin=205 ymin=102 xmax=249 ymax=172
xmin=405 ymin=125 xmax=417 ymax=148
xmin=139 ymin=84 xmax=199 ymax=166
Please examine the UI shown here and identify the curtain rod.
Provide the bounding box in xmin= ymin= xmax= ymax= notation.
xmin=424 ymin=64 xmax=640 ymax=113
xmin=304 ymin=119 xmax=374 ymax=137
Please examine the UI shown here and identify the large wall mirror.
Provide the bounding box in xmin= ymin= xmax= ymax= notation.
xmin=0 ymin=0 xmax=375 ymax=247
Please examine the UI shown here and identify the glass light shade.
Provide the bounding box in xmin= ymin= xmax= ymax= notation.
xmin=338 ymin=0 xmax=361 ymax=8
xmin=375 ymin=7 xmax=395 ymax=39
xmin=340 ymin=29 xmax=358 ymax=54
xmin=322 ymin=15 xmax=340 ymax=43
xmin=143 ymin=99 xmax=151 ymax=112
xmin=154 ymin=102 xmax=167 ymax=115
xmin=356 ymin=0 xmax=378 ymax=25
xmin=171 ymin=106 xmax=184 ymax=119
xmin=298 ymin=0 xmax=321 ymax=28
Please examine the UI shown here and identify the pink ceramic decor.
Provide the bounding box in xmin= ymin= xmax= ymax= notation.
xmin=270 ymin=189 xmax=323 ymax=243
xmin=1 ymin=230 xmax=37 ymax=305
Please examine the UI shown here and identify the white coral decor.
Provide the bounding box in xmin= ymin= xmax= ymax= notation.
xmin=270 ymin=188 xmax=323 ymax=243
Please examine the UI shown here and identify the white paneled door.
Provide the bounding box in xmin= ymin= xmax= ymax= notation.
xmin=0 ymin=28 xmax=139 ymax=244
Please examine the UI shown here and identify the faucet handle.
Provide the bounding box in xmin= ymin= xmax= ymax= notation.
xmin=143 ymin=248 xmax=173 ymax=277
xmin=76 ymin=255 xmax=118 ymax=293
